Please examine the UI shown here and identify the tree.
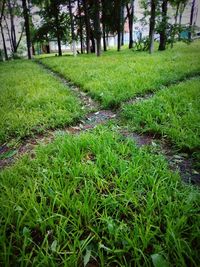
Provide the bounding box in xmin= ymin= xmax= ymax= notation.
xmin=83 ymin=0 xmax=91 ymax=53
xmin=114 ymin=0 xmax=122 ymax=51
xmin=158 ymin=0 xmax=168 ymax=51
xmin=93 ymin=0 xmax=101 ymax=56
xmin=2 ymin=0 xmax=24 ymax=57
xmin=34 ymin=0 xmax=69 ymax=56
xmin=68 ymin=0 xmax=76 ymax=56
xmin=149 ymin=0 xmax=156 ymax=54
xmin=189 ymin=0 xmax=196 ymax=41
xmin=22 ymin=0 xmax=31 ymax=59
xmin=126 ymin=0 xmax=135 ymax=49
xmin=169 ymin=0 xmax=188 ymax=46
xmin=77 ymin=0 xmax=84 ymax=53
xmin=0 ymin=0 xmax=8 ymax=60
xmin=101 ymin=0 xmax=107 ymax=51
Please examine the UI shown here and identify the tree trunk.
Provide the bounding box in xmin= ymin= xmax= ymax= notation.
xmin=3 ymin=15 xmax=14 ymax=52
xmin=90 ymin=30 xmax=95 ymax=53
xmin=189 ymin=0 xmax=196 ymax=41
xmin=54 ymin=5 xmax=62 ymax=56
xmin=149 ymin=0 xmax=156 ymax=54
xmin=121 ymin=5 xmax=124 ymax=46
xmin=159 ymin=0 xmax=168 ymax=51
xmin=126 ymin=0 xmax=134 ymax=49
xmin=116 ymin=0 xmax=122 ymax=51
xmin=178 ymin=2 xmax=187 ymax=40
xmin=1 ymin=25 xmax=8 ymax=60
xmin=103 ymin=23 xmax=107 ymax=51
xmin=69 ymin=0 xmax=76 ymax=56
xmin=0 ymin=0 xmax=8 ymax=60
xmin=46 ymin=44 xmax=50 ymax=54
xmin=102 ymin=0 xmax=107 ymax=51
xmin=8 ymin=0 xmax=17 ymax=52
xmin=57 ymin=34 xmax=62 ymax=56
xmin=94 ymin=0 xmax=101 ymax=56
xmin=83 ymin=0 xmax=91 ymax=54
xmin=22 ymin=0 xmax=31 ymax=59
xmin=78 ymin=0 xmax=84 ymax=53
xmin=171 ymin=2 xmax=180 ymax=48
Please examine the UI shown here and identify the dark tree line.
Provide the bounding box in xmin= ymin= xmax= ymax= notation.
xmin=0 ymin=0 xmax=198 ymax=60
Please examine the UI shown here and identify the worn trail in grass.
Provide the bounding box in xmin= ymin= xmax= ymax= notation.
xmin=40 ymin=41 xmax=200 ymax=108
xmin=0 ymin=60 xmax=86 ymax=145
xmin=1 ymin=128 xmax=200 ymax=266
xmin=1 ymin=49 xmax=200 ymax=266
xmin=0 ymin=66 xmax=199 ymax=184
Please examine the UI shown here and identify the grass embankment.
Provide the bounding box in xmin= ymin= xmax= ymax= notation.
xmin=121 ymin=78 xmax=200 ymax=152
xmin=0 ymin=128 xmax=199 ymax=266
xmin=41 ymin=41 xmax=200 ymax=108
xmin=0 ymin=60 xmax=83 ymax=144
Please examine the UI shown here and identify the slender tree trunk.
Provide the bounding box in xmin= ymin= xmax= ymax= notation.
xmin=178 ymin=3 xmax=186 ymax=40
xmin=83 ymin=0 xmax=91 ymax=53
xmin=1 ymin=25 xmax=8 ymax=60
xmin=126 ymin=0 xmax=134 ymax=49
xmin=90 ymin=30 xmax=95 ymax=53
xmin=102 ymin=0 xmax=107 ymax=51
xmin=8 ymin=0 xmax=17 ymax=52
xmin=54 ymin=6 xmax=62 ymax=56
xmin=121 ymin=5 xmax=124 ymax=46
xmin=0 ymin=0 xmax=8 ymax=60
xmin=22 ymin=0 xmax=31 ymax=59
xmin=189 ymin=0 xmax=196 ymax=41
xmin=3 ymin=16 xmax=13 ymax=52
xmin=57 ymin=34 xmax=62 ymax=56
xmin=116 ymin=0 xmax=122 ymax=51
xmin=69 ymin=0 xmax=76 ymax=56
xmin=78 ymin=0 xmax=84 ymax=53
xmin=94 ymin=0 xmax=101 ymax=56
xmin=159 ymin=0 xmax=168 ymax=51
xmin=149 ymin=0 xmax=156 ymax=54
xmin=171 ymin=2 xmax=180 ymax=48
xmin=102 ymin=23 xmax=107 ymax=51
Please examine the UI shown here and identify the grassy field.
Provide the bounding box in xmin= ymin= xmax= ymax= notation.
xmin=121 ymin=78 xmax=200 ymax=151
xmin=0 ymin=128 xmax=199 ymax=266
xmin=40 ymin=41 xmax=200 ymax=108
xmin=0 ymin=60 xmax=84 ymax=144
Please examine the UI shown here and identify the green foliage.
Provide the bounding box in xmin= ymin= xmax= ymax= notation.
xmin=41 ymin=41 xmax=200 ymax=108
xmin=33 ymin=0 xmax=71 ymax=44
xmin=121 ymin=78 xmax=200 ymax=151
xmin=0 ymin=128 xmax=199 ymax=266
xmin=0 ymin=60 xmax=84 ymax=143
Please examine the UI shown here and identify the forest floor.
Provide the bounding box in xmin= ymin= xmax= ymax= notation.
xmin=0 ymin=42 xmax=200 ymax=266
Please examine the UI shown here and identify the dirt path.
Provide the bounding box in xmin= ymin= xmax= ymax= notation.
xmin=1 ymin=62 xmax=199 ymax=185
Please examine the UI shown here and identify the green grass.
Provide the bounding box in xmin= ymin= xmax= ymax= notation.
xmin=40 ymin=41 xmax=200 ymax=108
xmin=0 ymin=60 xmax=84 ymax=144
xmin=1 ymin=128 xmax=199 ymax=266
xmin=121 ymin=78 xmax=200 ymax=151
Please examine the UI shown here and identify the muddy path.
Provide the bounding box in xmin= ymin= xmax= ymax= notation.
xmin=0 ymin=62 xmax=199 ymax=185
